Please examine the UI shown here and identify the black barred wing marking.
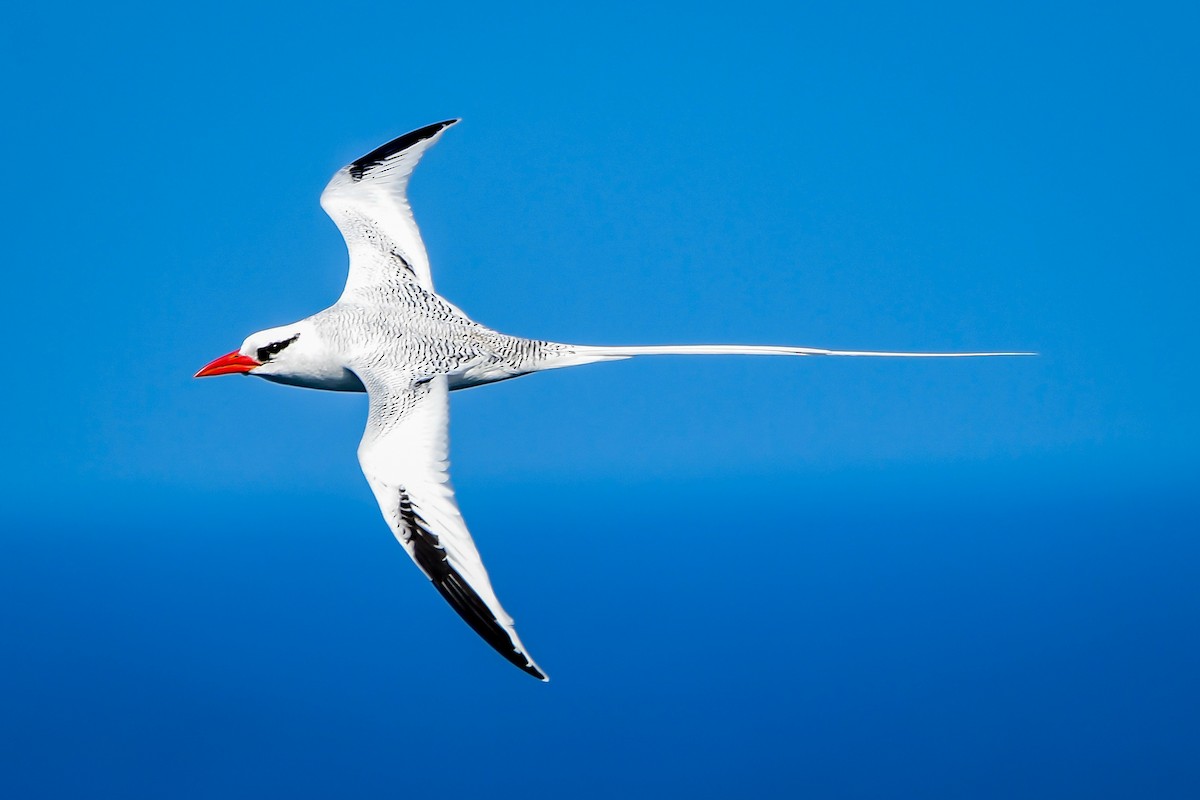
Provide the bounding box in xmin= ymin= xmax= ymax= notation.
xmin=321 ymin=120 xmax=459 ymax=294
xmin=347 ymin=121 xmax=457 ymax=180
xmin=397 ymin=488 xmax=546 ymax=680
xmin=356 ymin=372 xmax=547 ymax=680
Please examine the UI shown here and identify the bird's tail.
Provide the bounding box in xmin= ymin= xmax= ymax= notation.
xmin=561 ymin=343 xmax=1035 ymax=364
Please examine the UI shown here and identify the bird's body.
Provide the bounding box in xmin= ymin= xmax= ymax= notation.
xmin=197 ymin=120 xmax=1030 ymax=680
xmin=250 ymin=289 xmax=599 ymax=395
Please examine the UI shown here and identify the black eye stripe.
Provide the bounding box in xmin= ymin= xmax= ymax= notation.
xmin=256 ymin=334 xmax=299 ymax=363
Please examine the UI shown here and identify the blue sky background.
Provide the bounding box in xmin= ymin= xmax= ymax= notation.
xmin=2 ymin=1 xmax=1197 ymax=797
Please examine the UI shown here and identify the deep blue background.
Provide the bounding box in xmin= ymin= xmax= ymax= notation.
xmin=2 ymin=2 xmax=1197 ymax=797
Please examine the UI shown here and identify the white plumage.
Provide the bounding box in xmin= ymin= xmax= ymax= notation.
xmin=196 ymin=120 xmax=1030 ymax=680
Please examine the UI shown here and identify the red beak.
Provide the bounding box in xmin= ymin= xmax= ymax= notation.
xmin=194 ymin=350 xmax=261 ymax=378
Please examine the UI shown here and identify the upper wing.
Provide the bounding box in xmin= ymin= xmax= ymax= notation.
xmin=355 ymin=370 xmax=547 ymax=681
xmin=321 ymin=120 xmax=459 ymax=295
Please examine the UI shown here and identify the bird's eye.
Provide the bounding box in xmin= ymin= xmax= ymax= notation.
xmin=256 ymin=334 xmax=299 ymax=363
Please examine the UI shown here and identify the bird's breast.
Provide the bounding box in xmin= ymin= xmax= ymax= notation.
xmin=260 ymin=368 xmax=366 ymax=393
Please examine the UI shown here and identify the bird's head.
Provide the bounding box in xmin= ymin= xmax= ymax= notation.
xmin=195 ymin=322 xmax=318 ymax=383
xmin=196 ymin=320 xmax=364 ymax=390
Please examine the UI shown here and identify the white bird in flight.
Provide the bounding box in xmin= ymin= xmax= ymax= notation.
xmin=196 ymin=120 xmax=1029 ymax=680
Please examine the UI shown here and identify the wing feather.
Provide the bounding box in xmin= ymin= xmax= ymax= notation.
xmin=321 ymin=120 xmax=459 ymax=295
xmin=355 ymin=371 xmax=547 ymax=681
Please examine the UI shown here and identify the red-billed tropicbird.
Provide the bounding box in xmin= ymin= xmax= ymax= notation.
xmin=196 ymin=120 xmax=1030 ymax=680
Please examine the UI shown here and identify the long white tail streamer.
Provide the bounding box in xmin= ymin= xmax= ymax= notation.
xmin=573 ymin=344 xmax=1035 ymax=360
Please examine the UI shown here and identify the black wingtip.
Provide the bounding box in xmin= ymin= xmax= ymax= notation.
xmin=399 ymin=488 xmax=547 ymax=681
xmin=349 ymin=119 xmax=459 ymax=180
xmin=429 ymin=565 xmax=548 ymax=681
